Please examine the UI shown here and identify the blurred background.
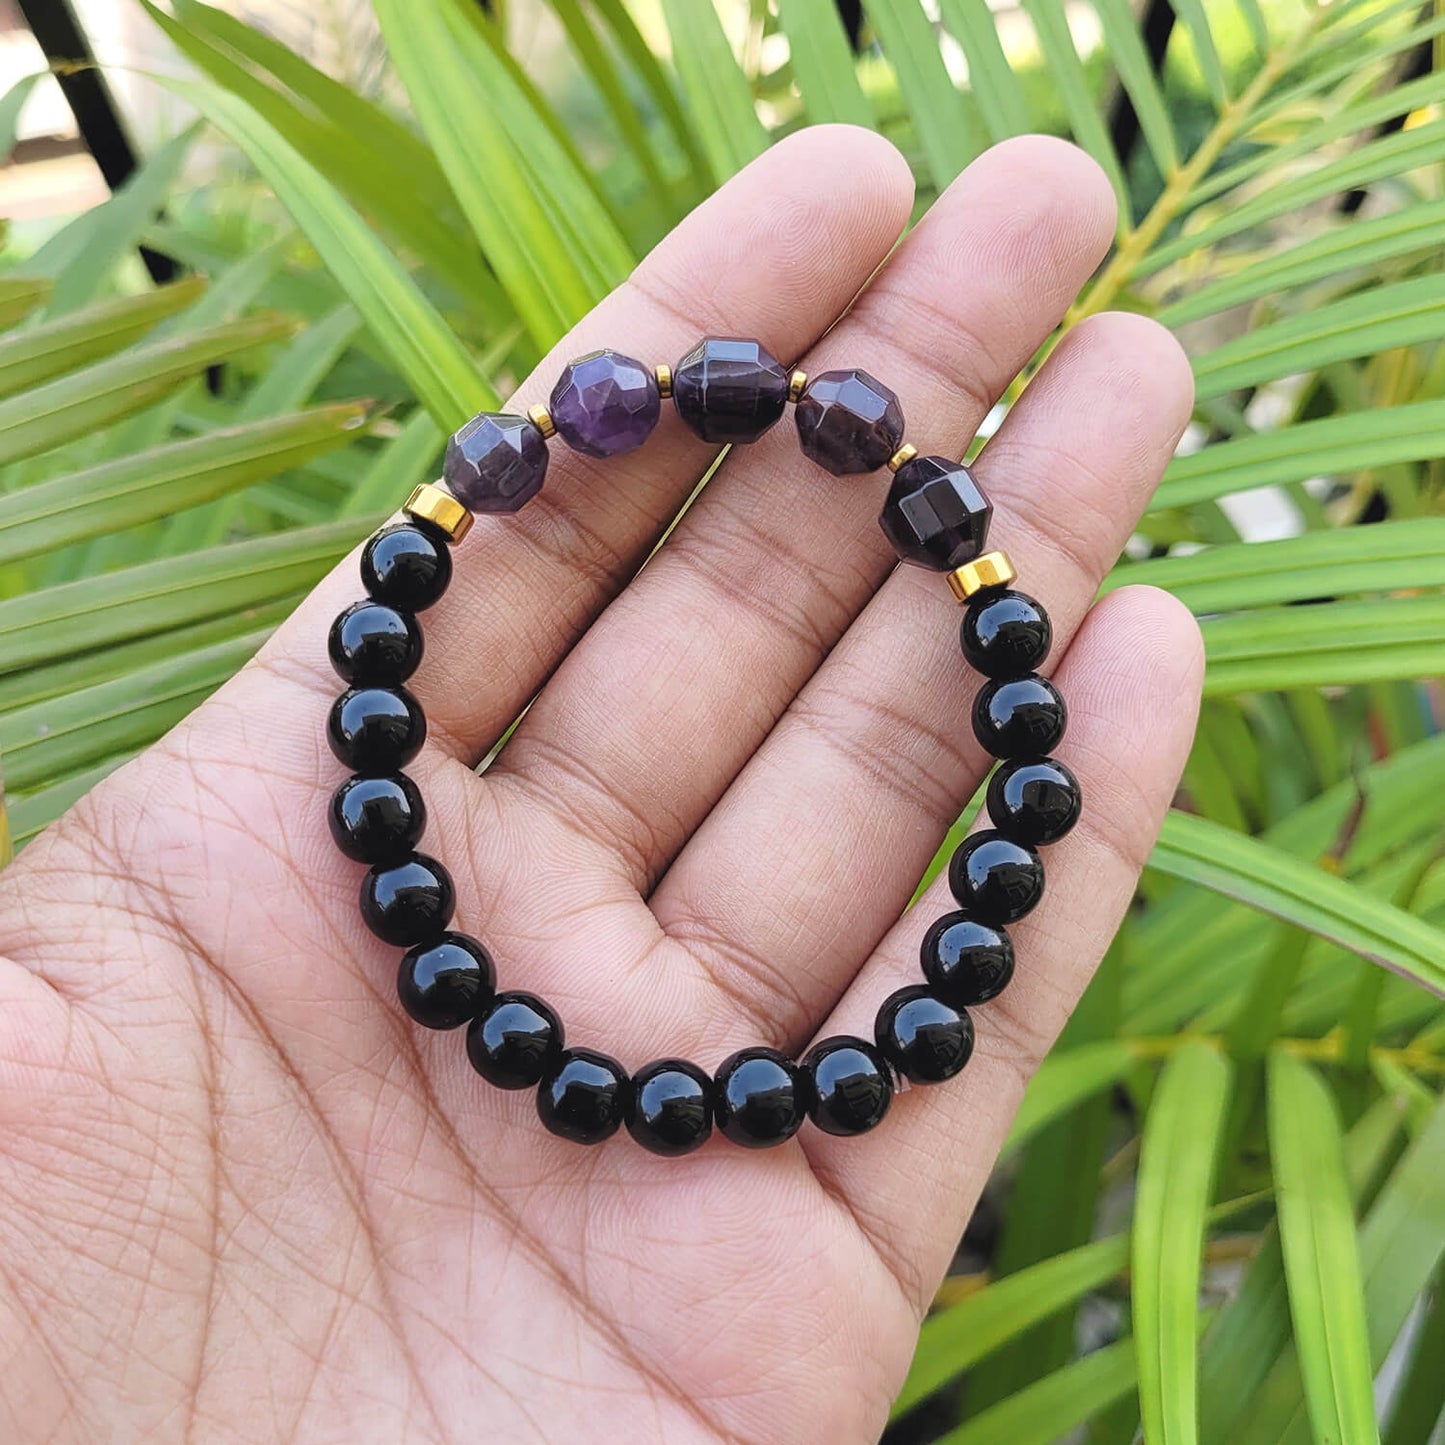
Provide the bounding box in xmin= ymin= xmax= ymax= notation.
xmin=0 ymin=1 xmax=1442 ymax=1441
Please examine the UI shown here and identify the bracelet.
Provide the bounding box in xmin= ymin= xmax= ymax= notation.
xmin=324 ymin=340 xmax=1080 ymax=1155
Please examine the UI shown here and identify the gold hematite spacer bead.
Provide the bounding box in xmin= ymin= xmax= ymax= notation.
xmin=886 ymin=443 xmax=918 ymax=473
xmin=655 ymin=363 xmax=673 ymax=399
xmin=527 ymin=402 xmax=557 ymax=438
xmin=787 ymin=368 xmax=808 ymax=403
xmin=947 ymin=550 xmax=1017 ymax=603
xmin=403 ymin=482 xmax=473 ymax=544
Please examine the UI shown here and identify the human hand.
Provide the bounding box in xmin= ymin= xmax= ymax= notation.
xmin=0 ymin=129 xmax=1202 ymax=1444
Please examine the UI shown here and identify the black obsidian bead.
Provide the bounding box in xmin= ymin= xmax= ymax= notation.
xmin=328 ymin=773 xmax=425 ymax=863
xmin=360 ymin=523 xmax=452 ymax=612
xmin=327 ymin=686 xmax=425 ymax=772
xmin=537 ymin=1048 xmax=630 ymax=1144
xmin=672 ymin=336 xmax=789 ymax=444
xmin=972 ymin=675 xmax=1067 ymax=759
xmin=878 ymin=456 xmax=991 ymax=570
xmin=987 ymin=757 xmax=1082 ymax=846
xmin=920 ymin=911 xmax=1015 ymax=1005
xmin=795 ymin=368 xmax=904 ymax=475
xmin=359 ymin=852 xmax=454 ymax=946
xmin=803 ymin=1036 xmax=893 ymax=1136
xmin=948 ymin=831 xmax=1045 ymax=925
xmin=875 ymin=986 xmax=975 ymax=1084
xmin=467 ymin=992 xmax=564 ymax=1089
xmin=961 ymin=590 xmax=1052 ymax=679
xmin=397 ymin=931 xmax=494 ymax=1030
xmin=627 ymin=1058 xmax=713 ymax=1157
xmin=713 ymin=1047 xmax=810 ymax=1148
xmin=328 ymin=601 xmax=422 ymax=687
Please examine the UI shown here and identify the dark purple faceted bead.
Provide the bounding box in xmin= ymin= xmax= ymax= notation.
xmin=443 ymin=412 xmax=548 ymax=513
xmin=672 ymin=337 xmax=789 ymax=444
xmin=948 ymin=831 xmax=1045 ymax=925
xmin=795 ymin=368 xmax=904 ymax=475
xmin=880 ymin=455 xmax=992 ymax=570
xmin=550 ymin=349 xmax=660 ymax=458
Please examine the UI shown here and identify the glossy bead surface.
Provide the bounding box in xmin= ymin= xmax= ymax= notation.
xmin=537 ymin=1048 xmax=630 ymax=1144
xmin=920 ymin=911 xmax=1015 ymax=1005
xmin=328 ymin=773 xmax=425 ymax=863
xmin=713 ymin=1047 xmax=810 ymax=1148
xmin=397 ymin=932 xmax=494 ymax=1030
xmin=626 ymin=1058 xmax=713 ymax=1157
xmin=359 ymin=852 xmax=454 ymax=946
xmin=672 ymin=336 xmax=789 ymax=444
xmin=973 ymin=675 xmax=1067 ymax=759
xmin=360 ymin=523 xmax=452 ymax=612
xmin=328 ymin=600 xmax=422 ymax=687
xmin=948 ymin=831 xmax=1045 ymax=925
xmin=467 ymin=992 xmax=564 ymax=1089
xmin=326 ymin=686 xmax=425 ymax=772
xmin=961 ymin=590 xmax=1051 ymax=679
xmin=879 ymin=455 xmax=991 ymax=570
xmin=875 ymin=986 xmax=975 ymax=1084
xmin=444 ymin=412 xmax=549 ymax=513
xmin=795 ymin=368 xmax=905 ymax=475
xmin=550 ymin=349 xmax=660 ymax=458
xmin=803 ymin=1036 xmax=893 ymax=1136
xmin=987 ymin=757 xmax=1082 ymax=846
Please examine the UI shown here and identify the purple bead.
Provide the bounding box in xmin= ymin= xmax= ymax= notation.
xmin=550 ymin=349 xmax=660 ymax=458
xmin=443 ymin=412 xmax=548 ymax=513
xmin=672 ymin=337 xmax=789 ymax=444
xmin=879 ymin=455 xmax=992 ymax=570
xmin=795 ymin=368 xmax=904 ymax=475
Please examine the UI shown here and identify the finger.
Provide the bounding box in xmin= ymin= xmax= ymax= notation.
xmin=650 ymin=311 xmax=1194 ymax=1051
xmin=248 ymin=124 xmax=915 ymax=765
xmin=800 ymin=586 xmax=1204 ymax=1310
xmin=490 ymin=137 xmax=1117 ymax=888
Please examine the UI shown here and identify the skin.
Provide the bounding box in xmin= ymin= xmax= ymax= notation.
xmin=0 ymin=129 xmax=1203 ymax=1444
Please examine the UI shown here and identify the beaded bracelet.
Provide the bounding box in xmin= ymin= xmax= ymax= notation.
xmin=324 ymin=340 xmax=1080 ymax=1155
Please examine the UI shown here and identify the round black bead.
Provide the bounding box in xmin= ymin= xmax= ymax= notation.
xmin=361 ymin=522 xmax=452 ymax=612
xmin=875 ymin=986 xmax=974 ymax=1084
xmin=803 ymin=1036 xmax=893 ymax=1136
xmin=948 ymin=832 xmax=1045 ymax=925
xmin=467 ymin=992 xmax=563 ymax=1089
xmin=627 ymin=1058 xmax=713 ymax=1157
xmin=972 ymin=675 xmax=1067 ymax=759
xmin=961 ymin=590 xmax=1051 ymax=679
xmin=713 ymin=1047 xmax=809 ymax=1148
xmin=328 ymin=773 xmax=425 ymax=863
xmin=359 ymin=852 xmax=454 ymax=946
xmin=398 ymin=931 xmax=494 ymax=1030
xmin=920 ymin=911 xmax=1015 ymax=1005
xmin=328 ymin=601 xmax=423 ymax=687
xmin=327 ymin=686 xmax=425 ymax=773
xmin=986 ymin=757 xmax=1082 ymax=846
xmin=537 ymin=1048 xmax=630 ymax=1145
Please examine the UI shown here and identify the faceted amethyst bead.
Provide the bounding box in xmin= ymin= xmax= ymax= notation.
xmin=880 ymin=455 xmax=992 ymax=570
xmin=443 ymin=412 xmax=548 ymax=513
xmin=550 ymin=349 xmax=660 ymax=458
xmin=672 ymin=337 xmax=789 ymax=444
xmin=795 ymin=368 xmax=904 ymax=475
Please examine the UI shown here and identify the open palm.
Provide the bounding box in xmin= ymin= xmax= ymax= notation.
xmin=0 ymin=130 xmax=1203 ymax=1444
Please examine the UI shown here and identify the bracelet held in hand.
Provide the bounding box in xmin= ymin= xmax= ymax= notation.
xmin=323 ymin=340 xmax=1081 ymax=1155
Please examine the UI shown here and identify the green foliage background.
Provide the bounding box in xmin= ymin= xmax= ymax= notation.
xmin=1 ymin=0 xmax=1443 ymax=1438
